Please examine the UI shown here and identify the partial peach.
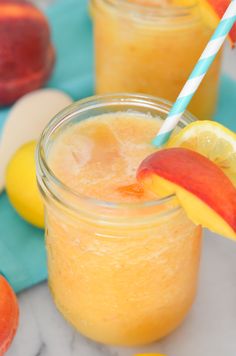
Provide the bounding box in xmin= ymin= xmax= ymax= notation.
xmin=0 ymin=274 xmax=19 ymax=355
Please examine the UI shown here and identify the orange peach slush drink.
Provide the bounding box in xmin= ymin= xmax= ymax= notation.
xmin=37 ymin=95 xmax=202 ymax=346
xmin=91 ymin=0 xmax=222 ymax=120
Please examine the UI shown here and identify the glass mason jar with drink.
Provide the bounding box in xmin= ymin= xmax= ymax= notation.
xmin=91 ymin=0 xmax=222 ymax=120
xmin=36 ymin=94 xmax=202 ymax=346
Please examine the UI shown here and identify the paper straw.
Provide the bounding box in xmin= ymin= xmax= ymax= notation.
xmin=152 ymin=0 xmax=236 ymax=148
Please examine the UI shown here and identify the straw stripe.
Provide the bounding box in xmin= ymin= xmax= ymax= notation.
xmin=152 ymin=131 xmax=174 ymax=147
xmin=211 ymin=20 xmax=235 ymax=38
xmin=189 ymin=58 xmax=215 ymax=78
xmin=179 ymin=75 xmax=205 ymax=98
xmin=168 ymin=95 xmax=193 ymax=116
xmin=224 ymin=1 xmax=236 ymax=17
xmin=153 ymin=0 xmax=236 ymax=148
xmin=200 ymin=37 xmax=226 ymax=59
xmin=157 ymin=114 xmax=181 ymax=135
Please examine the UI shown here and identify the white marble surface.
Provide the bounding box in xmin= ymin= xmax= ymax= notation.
xmin=5 ymin=1 xmax=236 ymax=355
xmin=6 ymin=230 xmax=236 ymax=356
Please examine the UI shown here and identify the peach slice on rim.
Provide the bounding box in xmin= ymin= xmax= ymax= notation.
xmin=137 ymin=147 xmax=236 ymax=240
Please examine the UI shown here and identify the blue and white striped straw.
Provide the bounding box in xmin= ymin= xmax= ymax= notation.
xmin=153 ymin=0 xmax=236 ymax=148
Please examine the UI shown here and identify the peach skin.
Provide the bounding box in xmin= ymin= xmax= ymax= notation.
xmin=0 ymin=0 xmax=55 ymax=105
xmin=0 ymin=274 xmax=19 ymax=355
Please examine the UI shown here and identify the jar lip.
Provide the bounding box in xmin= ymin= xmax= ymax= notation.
xmin=93 ymin=0 xmax=199 ymax=19
xmin=37 ymin=93 xmax=196 ymax=211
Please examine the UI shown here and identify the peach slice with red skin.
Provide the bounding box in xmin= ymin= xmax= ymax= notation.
xmin=0 ymin=274 xmax=19 ymax=355
xmin=137 ymin=148 xmax=236 ymax=239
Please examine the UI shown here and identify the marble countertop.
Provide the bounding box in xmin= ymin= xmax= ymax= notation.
xmin=5 ymin=1 xmax=236 ymax=355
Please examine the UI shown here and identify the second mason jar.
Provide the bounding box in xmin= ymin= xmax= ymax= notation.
xmin=91 ymin=0 xmax=222 ymax=120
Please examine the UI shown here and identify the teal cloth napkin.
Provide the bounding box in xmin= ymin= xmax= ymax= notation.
xmin=0 ymin=0 xmax=235 ymax=293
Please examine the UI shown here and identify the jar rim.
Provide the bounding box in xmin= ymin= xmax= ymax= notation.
xmin=36 ymin=93 xmax=196 ymax=215
xmin=91 ymin=0 xmax=199 ymax=20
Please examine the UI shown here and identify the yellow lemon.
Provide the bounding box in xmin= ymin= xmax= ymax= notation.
xmin=5 ymin=141 xmax=44 ymax=228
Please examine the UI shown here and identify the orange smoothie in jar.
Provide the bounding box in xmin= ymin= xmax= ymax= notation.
xmin=91 ymin=0 xmax=222 ymax=120
xmin=37 ymin=95 xmax=202 ymax=346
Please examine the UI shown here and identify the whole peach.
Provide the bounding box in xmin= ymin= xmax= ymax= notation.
xmin=0 ymin=0 xmax=55 ymax=106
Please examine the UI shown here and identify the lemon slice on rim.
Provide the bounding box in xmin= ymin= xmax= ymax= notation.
xmin=167 ymin=120 xmax=236 ymax=187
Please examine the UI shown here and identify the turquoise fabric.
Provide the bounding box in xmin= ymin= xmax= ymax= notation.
xmin=0 ymin=0 xmax=235 ymax=293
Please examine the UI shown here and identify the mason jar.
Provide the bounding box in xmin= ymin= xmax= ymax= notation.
xmin=91 ymin=0 xmax=222 ymax=120
xmin=36 ymin=94 xmax=202 ymax=346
